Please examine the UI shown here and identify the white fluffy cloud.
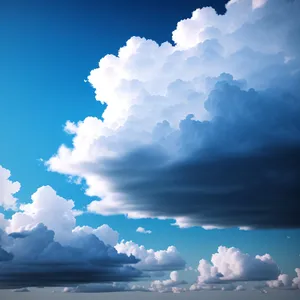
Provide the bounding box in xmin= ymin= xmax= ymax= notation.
xmin=195 ymin=246 xmax=279 ymax=285
xmin=0 ymin=165 xmax=21 ymax=210
xmin=136 ymin=227 xmax=152 ymax=234
xmin=115 ymin=240 xmax=186 ymax=271
xmin=150 ymin=271 xmax=187 ymax=293
xmin=47 ymin=0 xmax=300 ymax=230
xmin=266 ymin=269 xmax=300 ymax=290
xmin=73 ymin=224 xmax=119 ymax=246
xmin=7 ymin=185 xmax=76 ymax=244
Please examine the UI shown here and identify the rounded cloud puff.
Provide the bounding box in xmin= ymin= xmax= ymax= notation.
xmin=196 ymin=246 xmax=280 ymax=284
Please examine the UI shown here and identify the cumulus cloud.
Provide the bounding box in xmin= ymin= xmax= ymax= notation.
xmin=293 ymin=268 xmax=300 ymax=289
xmin=73 ymin=224 xmax=119 ymax=246
xmin=194 ymin=246 xmax=279 ymax=286
xmin=7 ymin=186 xmax=77 ymax=244
xmin=47 ymin=0 xmax=300 ymax=230
xmin=0 ymin=224 xmax=141 ymax=289
xmin=0 ymin=165 xmax=21 ymax=210
xmin=267 ymin=269 xmax=300 ymax=290
xmin=136 ymin=227 xmax=152 ymax=234
xmin=115 ymin=240 xmax=185 ymax=271
xmin=150 ymin=271 xmax=187 ymax=293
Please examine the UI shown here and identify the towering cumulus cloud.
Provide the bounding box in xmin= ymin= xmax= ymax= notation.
xmin=192 ymin=246 xmax=280 ymax=286
xmin=48 ymin=0 xmax=300 ymax=229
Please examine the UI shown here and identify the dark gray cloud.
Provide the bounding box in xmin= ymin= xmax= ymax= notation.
xmin=0 ymin=224 xmax=142 ymax=289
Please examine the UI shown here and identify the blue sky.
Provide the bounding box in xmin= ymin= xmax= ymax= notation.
xmin=1 ymin=0 xmax=300 ymax=296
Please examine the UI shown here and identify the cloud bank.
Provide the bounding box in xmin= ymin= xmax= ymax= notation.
xmin=47 ymin=0 xmax=300 ymax=229
xmin=0 ymin=224 xmax=140 ymax=289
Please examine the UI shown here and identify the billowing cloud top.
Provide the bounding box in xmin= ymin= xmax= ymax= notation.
xmin=47 ymin=0 xmax=300 ymax=230
xmin=194 ymin=246 xmax=280 ymax=285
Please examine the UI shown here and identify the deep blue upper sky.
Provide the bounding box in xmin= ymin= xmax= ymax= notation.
xmin=0 ymin=0 xmax=299 ymax=279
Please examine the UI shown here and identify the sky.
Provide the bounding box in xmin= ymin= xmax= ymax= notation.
xmin=0 ymin=0 xmax=300 ymax=298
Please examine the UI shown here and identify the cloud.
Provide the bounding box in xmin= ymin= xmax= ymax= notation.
xmin=7 ymin=185 xmax=77 ymax=244
xmin=73 ymin=224 xmax=119 ymax=246
xmin=150 ymin=271 xmax=187 ymax=293
xmin=266 ymin=269 xmax=300 ymax=290
xmin=293 ymin=268 xmax=300 ymax=289
xmin=0 ymin=224 xmax=141 ymax=289
xmin=12 ymin=288 xmax=30 ymax=292
xmin=64 ymin=282 xmax=151 ymax=293
xmin=47 ymin=0 xmax=300 ymax=230
xmin=136 ymin=227 xmax=152 ymax=234
xmin=0 ymin=172 xmax=185 ymax=288
xmin=0 ymin=213 xmax=8 ymax=230
xmin=235 ymin=285 xmax=246 ymax=291
xmin=190 ymin=282 xmax=245 ymax=292
xmin=194 ymin=246 xmax=280 ymax=285
xmin=115 ymin=240 xmax=186 ymax=271
xmin=0 ymin=165 xmax=21 ymax=210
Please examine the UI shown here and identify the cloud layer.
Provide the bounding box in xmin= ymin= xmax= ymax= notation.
xmin=47 ymin=0 xmax=300 ymax=229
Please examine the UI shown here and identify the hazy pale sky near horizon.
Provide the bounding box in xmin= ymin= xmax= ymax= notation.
xmin=1 ymin=289 xmax=300 ymax=300
xmin=1 ymin=0 xmax=300 ymax=298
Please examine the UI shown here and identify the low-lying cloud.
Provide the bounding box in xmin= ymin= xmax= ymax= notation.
xmin=0 ymin=224 xmax=141 ymax=289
